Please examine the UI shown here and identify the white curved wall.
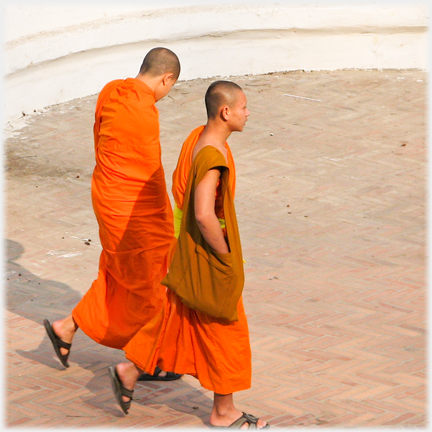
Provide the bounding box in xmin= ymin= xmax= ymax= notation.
xmin=3 ymin=2 xmax=428 ymax=123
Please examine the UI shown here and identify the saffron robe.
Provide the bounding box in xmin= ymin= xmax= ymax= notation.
xmin=124 ymin=130 xmax=251 ymax=395
xmin=72 ymin=78 xmax=174 ymax=348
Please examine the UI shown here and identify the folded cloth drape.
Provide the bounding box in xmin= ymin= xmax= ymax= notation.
xmin=162 ymin=146 xmax=244 ymax=321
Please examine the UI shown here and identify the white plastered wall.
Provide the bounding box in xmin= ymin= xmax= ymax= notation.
xmin=3 ymin=2 xmax=428 ymax=123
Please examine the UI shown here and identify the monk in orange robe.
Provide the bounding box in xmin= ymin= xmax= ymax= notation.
xmin=43 ymin=47 xmax=181 ymax=380
xmin=109 ymin=81 xmax=269 ymax=429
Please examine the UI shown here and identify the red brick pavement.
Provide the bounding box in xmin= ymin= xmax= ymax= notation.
xmin=4 ymin=69 xmax=427 ymax=428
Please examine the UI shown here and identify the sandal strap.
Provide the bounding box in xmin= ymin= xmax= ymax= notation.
xmin=55 ymin=337 xmax=71 ymax=350
xmin=121 ymin=387 xmax=134 ymax=400
xmin=230 ymin=412 xmax=260 ymax=429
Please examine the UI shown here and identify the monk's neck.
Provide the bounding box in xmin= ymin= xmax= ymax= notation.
xmin=134 ymin=74 xmax=158 ymax=95
xmin=202 ymin=122 xmax=231 ymax=148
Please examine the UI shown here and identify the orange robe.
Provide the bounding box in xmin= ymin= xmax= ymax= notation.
xmin=125 ymin=126 xmax=251 ymax=394
xmin=72 ymin=78 xmax=174 ymax=349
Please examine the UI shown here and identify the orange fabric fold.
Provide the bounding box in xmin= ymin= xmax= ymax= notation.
xmin=72 ymin=78 xmax=174 ymax=349
xmin=124 ymin=127 xmax=251 ymax=394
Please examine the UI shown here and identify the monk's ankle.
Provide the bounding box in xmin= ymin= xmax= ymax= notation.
xmin=116 ymin=363 xmax=140 ymax=389
xmin=210 ymin=393 xmax=244 ymax=427
xmin=52 ymin=318 xmax=76 ymax=356
xmin=115 ymin=363 xmax=139 ymax=403
xmin=214 ymin=406 xmax=234 ymax=418
xmin=53 ymin=316 xmax=77 ymax=342
xmin=210 ymin=406 xmax=242 ymax=426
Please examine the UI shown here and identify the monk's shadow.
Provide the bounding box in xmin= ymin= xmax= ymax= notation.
xmin=6 ymin=239 xmax=125 ymax=370
xmin=82 ymin=370 xmax=214 ymax=424
xmin=7 ymin=164 xmax=215 ymax=425
xmin=6 ymin=240 xmax=213 ymax=425
xmin=134 ymin=379 xmax=214 ymax=426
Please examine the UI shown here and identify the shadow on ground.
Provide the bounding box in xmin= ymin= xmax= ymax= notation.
xmin=5 ymin=238 xmax=212 ymax=426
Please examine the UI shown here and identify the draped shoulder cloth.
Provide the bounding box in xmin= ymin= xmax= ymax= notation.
xmin=162 ymin=146 xmax=244 ymax=321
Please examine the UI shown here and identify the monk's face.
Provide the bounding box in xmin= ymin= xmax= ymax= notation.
xmin=227 ymin=91 xmax=250 ymax=132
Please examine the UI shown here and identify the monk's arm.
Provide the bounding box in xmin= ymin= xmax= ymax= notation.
xmin=194 ymin=168 xmax=229 ymax=254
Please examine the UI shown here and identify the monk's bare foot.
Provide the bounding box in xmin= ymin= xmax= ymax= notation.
xmin=210 ymin=406 xmax=243 ymax=428
xmin=210 ymin=409 xmax=267 ymax=429
xmin=52 ymin=315 xmax=77 ymax=356
xmin=210 ymin=393 xmax=267 ymax=429
xmin=116 ymin=362 xmax=141 ymax=403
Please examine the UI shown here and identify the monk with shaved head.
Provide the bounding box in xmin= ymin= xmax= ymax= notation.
xmin=43 ymin=47 xmax=182 ymax=381
xmin=139 ymin=47 xmax=181 ymax=78
xmin=108 ymin=81 xmax=270 ymax=429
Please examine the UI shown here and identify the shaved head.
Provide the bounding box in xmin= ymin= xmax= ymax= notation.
xmin=205 ymin=80 xmax=243 ymax=119
xmin=139 ymin=47 xmax=181 ymax=80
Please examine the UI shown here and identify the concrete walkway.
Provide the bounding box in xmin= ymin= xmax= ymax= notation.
xmin=5 ymin=69 xmax=427 ymax=428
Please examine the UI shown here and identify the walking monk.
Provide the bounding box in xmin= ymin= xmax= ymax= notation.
xmin=43 ymin=47 xmax=181 ymax=381
xmin=109 ymin=81 xmax=269 ymax=429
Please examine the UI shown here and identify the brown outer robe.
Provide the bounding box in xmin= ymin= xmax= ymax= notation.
xmin=124 ymin=132 xmax=252 ymax=395
xmin=72 ymin=78 xmax=174 ymax=348
xmin=162 ymin=146 xmax=244 ymax=321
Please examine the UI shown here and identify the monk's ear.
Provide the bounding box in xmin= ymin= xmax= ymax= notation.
xmin=220 ymin=105 xmax=229 ymax=121
xmin=162 ymin=73 xmax=175 ymax=86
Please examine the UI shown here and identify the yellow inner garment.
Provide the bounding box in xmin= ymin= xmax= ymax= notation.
xmin=173 ymin=204 xmax=245 ymax=263
xmin=174 ymin=204 xmax=225 ymax=240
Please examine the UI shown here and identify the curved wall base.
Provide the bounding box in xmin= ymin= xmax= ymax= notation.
xmin=4 ymin=4 xmax=428 ymax=123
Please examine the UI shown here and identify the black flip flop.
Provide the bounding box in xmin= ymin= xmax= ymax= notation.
xmin=137 ymin=365 xmax=183 ymax=381
xmin=211 ymin=412 xmax=270 ymax=429
xmin=43 ymin=319 xmax=72 ymax=368
xmin=108 ymin=366 xmax=134 ymax=415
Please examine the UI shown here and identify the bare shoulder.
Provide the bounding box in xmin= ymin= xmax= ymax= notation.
xmin=193 ymin=140 xmax=228 ymax=163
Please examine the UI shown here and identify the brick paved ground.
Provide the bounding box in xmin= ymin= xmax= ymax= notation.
xmin=4 ymin=69 xmax=427 ymax=429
